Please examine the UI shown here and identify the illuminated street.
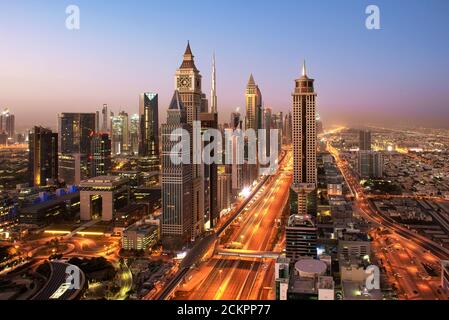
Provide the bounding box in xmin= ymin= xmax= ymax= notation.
xmin=327 ymin=141 xmax=449 ymax=300
xmin=174 ymin=151 xmax=292 ymax=300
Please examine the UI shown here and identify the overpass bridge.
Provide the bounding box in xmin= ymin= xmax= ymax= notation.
xmin=216 ymin=249 xmax=281 ymax=259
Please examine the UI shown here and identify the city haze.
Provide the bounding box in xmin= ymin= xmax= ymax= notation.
xmin=1 ymin=0 xmax=449 ymax=131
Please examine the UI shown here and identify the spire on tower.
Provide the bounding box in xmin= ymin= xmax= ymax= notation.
xmin=184 ymin=40 xmax=193 ymax=56
xmin=211 ymin=52 xmax=218 ymax=113
xmin=302 ymin=60 xmax=307 ymax=77
xmin=247 ymin=73 xmax=256 ymax=86
xmin=180 ymin=41 xmax=197 ymax=69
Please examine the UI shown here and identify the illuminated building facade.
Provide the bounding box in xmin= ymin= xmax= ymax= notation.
xmin=175 ymin=42 xmax=204 ymax=239
xmin=90 ymin=133 xmax=112 ymax=177
xmin=291 ymin=61 xmax=317 ymax=216
xmin=28 ymin=126 xmax=58 ymax=187
xmin=139 ymin=92 xmax=159 ymax=172
xmin=79 ymin=176 xmax=130 ymax=222
xmin=161 ymin=90 xmax=193 ymax=245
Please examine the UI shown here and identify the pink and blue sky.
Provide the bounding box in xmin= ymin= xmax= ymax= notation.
xmin=1 ymin=0 xmax=449 ymax=131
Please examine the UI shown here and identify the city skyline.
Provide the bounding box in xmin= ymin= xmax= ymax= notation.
xmin=2 ymin=0 xmax=449 ymax=305
xmin=1 ymin=0 xmax=449 ymax=131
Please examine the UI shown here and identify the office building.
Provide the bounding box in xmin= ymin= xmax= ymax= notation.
xmin=121 ymin=222 xmax=159 ymax=251
xmin=0 ymin=108 xmax=15 ymax=139
xmin=161 ymin=90 xmax=193 ymax=246
xmin=357 ymin=151 xmax=383 ymax=179
xmin=28 ymin=126 xmax=58 ymax=187
xmin=58 ymin=113 xmax=95 ymax=184
xmin=139 ymin=92 xmax=159 ymax=172
xmin=217 ymin=164 xmax=232 ymax=214
xmin=175 ymin=42 xmax=204 ymax=239
xmin=101 ymin=104 xmax=109 ymax=132
xmin=90 ymin=133 xmax=112 ymax=177
xmin=286 ymin=214 xmax=317 ymax=261
xmin=129 ymin=113 xmax=139 ymax=155
xmin=200 ymin=112 xmax=218 ymax=229
xmin=359 ymin=130 xmax=372 ymax=151
xmin=79 ymin=176 xmax=130 ymax=222
xmin=245 ymin=74 xmax=262 ymax=185
xmin=111 ymin=111 xmax=129 ymax=155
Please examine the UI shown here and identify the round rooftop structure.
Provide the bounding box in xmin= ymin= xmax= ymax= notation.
xmin=295 ymin=259 xmax=327 ymax=277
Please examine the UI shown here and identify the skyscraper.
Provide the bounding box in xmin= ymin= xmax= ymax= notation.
xmin=58 ymin=113 xmax=96 ymax=184
xmin=291 ymin=61 xmax=317 ymax=216
xmin=284 ymin=112 xmax=292 ymax=145
xmin=175 ymin=42 xmax=204 ymax=239
xmin=359 ymin=130 xmax=372 ymax=151
xmin=139 ymin=93 xmax=159 ymax=172
xmin=200 ymin=112 xmax=218 ymax=229
xmin=0 ymin=108 xmax=15 ymax=140
xmin=90 ymin=133 xmax=112 ymax=177
xmin=161 ymin=91 xmax=193 ymax=246
xmin=245 ymin=74 xmax=263 ymax=133
xmin=111 ymin=111 xmax=129 ymax=155
xmin=129 ymin=114 xmax=139 ymax=155
xmin=210 ymin=53 xmax=217 ymax=113
xmin=245 ymin=74 xmax=262 ymax=186
xmin=217 ymin=164 xmax=232 ymax=214
xmin=101 ymin=104 xmax=109 ymax=132
xmin=357 ymin=151 xmax=383 ymax=179
xmin=264 ymin=107 xmax=273 ymax=158
xmin=28 ymin=126 xmax=58 ymax=187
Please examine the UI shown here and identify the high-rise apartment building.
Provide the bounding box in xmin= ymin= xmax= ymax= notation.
xmin=28 ymin=127 xmax=58 ymax=187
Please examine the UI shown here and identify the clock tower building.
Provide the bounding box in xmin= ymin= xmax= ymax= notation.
xmin=174 ymin=42 xmax=205 ymax=239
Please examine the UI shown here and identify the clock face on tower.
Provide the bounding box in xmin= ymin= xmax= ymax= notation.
xmin=177 ymin=76 xmax=192 ymax=89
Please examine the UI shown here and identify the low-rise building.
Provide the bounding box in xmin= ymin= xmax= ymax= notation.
xmin=121 ymin=221 xmax=159 ymax=251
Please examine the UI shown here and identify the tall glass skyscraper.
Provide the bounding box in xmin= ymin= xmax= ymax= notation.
xmin=58 ymin=113 xmax=96 ymax=184
xmin=161 ymin=90 xmax=192 ymax=247
xmin=139 ymin=92 xmax=159 ymax=173
xmin=28 ymin=126 xmax=58 ymax=187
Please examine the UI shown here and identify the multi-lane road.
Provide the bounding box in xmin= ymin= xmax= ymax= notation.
xmin=327 ymin=141 xmax=448 ymax=299
xmin=175 ymin=151 xmax=292 ymax=300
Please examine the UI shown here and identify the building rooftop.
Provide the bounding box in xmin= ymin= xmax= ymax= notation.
xmin=295 ymin=259 xmax=327 ymax=276
xmin=80 ymin=175 xmax=129 ymax=187
xmin=124 ymin=222 xmax=158 ymax=235
xmin=318 ymin=276 xmax=335 ymax=290
xmin=21 ymin=192 xmax=80 ymax=214
xmin=342 ymin=280 xmax=383 ymax=300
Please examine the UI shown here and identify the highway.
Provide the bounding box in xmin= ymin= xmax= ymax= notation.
xmin=175 ymin=151 xmax=292 ymax=300
xmin=327 ymin=142 xmax=448 ymax=299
